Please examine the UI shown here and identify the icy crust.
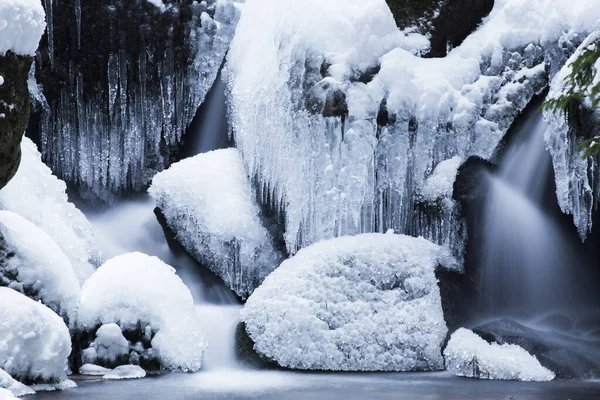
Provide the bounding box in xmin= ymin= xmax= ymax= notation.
xmin=77 ymin=253 xmax=207 ymax=372
xmin=544 ymin=30 xmax=600 ymax=241
xmin=0 ymin=211 xmax=80 ymax=323
xmin=0 ymin=287 xmax=71 ymax=385
xmin=0 ymin=137 xmax=101 ymax=283
xmin=444 ymin=328 xmax=555 ymax=382
xmin=242 ymin=233 xmax=449 ymax=371
xmin=0 ymin=0 xmax=45 ymax=56
xmin=226 ymin=0 xmax=600 ymax=271
xmin=149 ymin=149 xmax=282 ymax=299
xmin=37 ymin=0 xmax=240 ymax=202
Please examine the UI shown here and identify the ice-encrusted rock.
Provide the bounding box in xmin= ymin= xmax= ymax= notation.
xmin=226 ymin=0 xmax=600 ymax=276
xmin=0 ymin=287 xmax=72 ymax=385
xmin=544 ymin=30 xmax=600 ymax=241
xmin=33 ymin=0 xmax=241 ymax=202
xmin=0 ymin=368 xmax=34 ymax=397
xmin=241 ymin=233 xmax=449 ymax=371
xmin=102 ymin=365 xmax=146 ymax=380
xmin=77 ymin=253 xmax=207 ymax=372
xmin=0 ymin=137 xmax=101 ymax=283
xmin=0 ymin=210 xmax=80 ymax=323
xmin=149 ymin=149 xmax=283 ymax=299
xmin=79 ymin=364 xmax=111 ymax=376
xmin=444 ymin=328 xmax=555 ymax=382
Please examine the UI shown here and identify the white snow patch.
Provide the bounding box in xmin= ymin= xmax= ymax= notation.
xmin=420 ymin=157 xmax=463 ymax=202
xmin=242 ymin=233 xmax=449 ymax=371
xmin=0 ymin=137 xmax=101 ymax=283
xmin=103 ymin=365 xmax=146 ymax=380
xmin=0 ymin=368 xmax=34 ymax=397
xmin=30 ymin=379 xmax=76 ymax=392
xmin=79 ymin=364 xmax=111 ymax=376
xmin=0 ymin=388 xmax=17 ymax=399
xmin=0 ymin=0 xmax=45 ymax=56
xmin=92 ymin=323 xmax=130 ymax=365
xmin=444 ymin=328 xmax=555 ymax=382
xmin=77 ymin=252 xmax=207 ymax=372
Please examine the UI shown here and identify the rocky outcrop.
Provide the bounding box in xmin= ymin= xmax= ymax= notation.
xmin=0 ymin=53 xmax=32 ymax=190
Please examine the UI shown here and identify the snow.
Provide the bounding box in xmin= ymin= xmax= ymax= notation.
xmin=0 ymin=368 xmax=34 ymax=397
xmin=103 ymin=365 xmax=146 ymax=380
xmin=0 ymin=211 xmax=80 ymax=323
xmin=0 ymin=0 xmax=45 ymax=56
xmin=420 ymin=157 xmax=463 ymax=202
xmin=79 ymin=364 xmax=111 ymax=376
xmin=0 ymin=389 xmax=17 ymax=400
xmin=226 ymin=0 xmax=600 ymax=270
xmin=92 ymin=324 xmax=130 ymax=365
xmin=149 ymin=149 xmax=282 ymax=299
xmin=242 ymin=233 xmax=449 ymax=371
xmin=0 ymin=137 xmax=101 ymax=283
xmin=444 ymin=328 xmax=555 ymax=382
xmin=543 ymin=30 xmax=600 ymax=241
xmin=0 ymin=287 xmax=71 ymax=385
xmin=77 ymin=252 xmax=207 ymax=372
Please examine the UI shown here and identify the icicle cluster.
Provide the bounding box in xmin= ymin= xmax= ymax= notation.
xmin=33 ymin=0 xmax=240 ymax=202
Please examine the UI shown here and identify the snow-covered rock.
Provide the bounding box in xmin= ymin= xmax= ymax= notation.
xmin=0 ymin=210 xmax=80 ymax=323
xmin=77 ymin=253 xmax=207 ymax=372
xmin=0 ymin=137 xmax=101 ymax=283
xmin=0 ymin=388 xmax=17 ymax=400
xmin=444 ymin=328 xmax=555 ymax=382
xmin=241 ymin=233 xmax=449 ymax=371
xmin=103 ymin=365 xmax=146 ymax=380
xmin=0 ymin=287 xmax=72 ymax=385
xmin=0 ymin=0 xmax=45 ymax=56
xmin=79 ymin=364 xmax=111 ymax=376
xmin=0 ymin=368 xmax=34 ymax=397
xmin=149 ymin=149 xmax=282 ymax=299
xmin=226 ymin=0 xmax=600 ymax=273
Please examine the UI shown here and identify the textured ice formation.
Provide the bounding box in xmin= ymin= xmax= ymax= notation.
xmin=0 ymin=211 xmax=80 ymax=323
xmin=544 ymin=30 xmax=600 ymax=240
xmin=34 ymin=0 xmax=240 ymax=202
xmin=444 ymin=328 xmax=555 ymax=382
xmin=77 ymin=253 xmax=207 ymax=372
xmin=0 ymin=137 xmax=101 ymax=283
xmin=0 ymin=0 xmax=45 ymax=56
xmin=149 ymin=149 xmax=282 ymax=299
xmin=0 ymin=287 xmax=72 ymax=385
xmin=226 ymin=0 xmax=600 ymax=270
xmin=242 ymin=233 xmax=449 ymax=371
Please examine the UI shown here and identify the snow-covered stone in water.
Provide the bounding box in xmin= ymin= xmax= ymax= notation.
xmin=103 ymin=365 xmax=146 ymax=380
xmin=543 ymin=30 xmax=600 ymax=241
xmin=79 ymin=364 xmax=111 ymax=376
xmin=0 ymin=388 xmax=17 ymax=399
xmin=0 ymin=137 xmax=101 ymax=283
xmin=444 ymin=328 xmax=555 ymax=382
xmin=0 ymin=368 xmax=34 ymax=397
xmin=242 ymin=233 xmax=449 ymax=371
xmin=149 ymin=149 xmax=282 ymax=299
xmin=30 ymin=379 xmax=76 ymax=392
xmin=92 ymin=324 xmax=130 ymax=366
xmin=77 ymin=253 xmax=207 ymax=372
xmin=0 ymin=0 xmax=45 ymax=56
xmin=0 ymin=211 xmax=80 ymax=323
xmin=0 ymin=287 xmax=71 ymax=385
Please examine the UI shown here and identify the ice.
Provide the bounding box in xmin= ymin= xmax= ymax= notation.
xmin=0 ymin=211 xmax=80 ymax=324
xmin=0 ymin=368 xmax=34 ymax=397
xmin=444 ymin=328 xmax=555 ymax=382
xmin=0 ymin=287 xmax=71 ymax=385
xmin=77 ymin=252 xmax=207 ymax=372
xmin=543 ymin=30 xmax=600 ymax=241
xmin=36 ymin=0 xmax=241 ymax=202
xmin=0 ymin=137 xmax=101 ymax=283
xmin=242 ymin=232 xmax=449 ymax=371
xmin=0 ymin=0 xmax=45 ymax=56
xmin=149 ymin=149 xmax=283 ymax=299
xmin=226 ymin=0 xmax=600 ymax=270
xmin=103 ymin=365 xmax=146 ymax=380
xmin=79 ymin=364 xmax=111 ymax=376
xmin=29 ymin=379 xmax=76 ymax=392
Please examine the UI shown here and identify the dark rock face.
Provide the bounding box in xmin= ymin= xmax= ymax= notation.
xmin=473 ymin=318 xmax=600 ymax=379
xmin=32 ymin=0 xmax=237 ymax=202
xmin=0 ymin=52 xmax=32 ymax=190
xmin=385 ymin=0 xmax=495 ymax=57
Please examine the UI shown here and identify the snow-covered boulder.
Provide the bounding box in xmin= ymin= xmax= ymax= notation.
xmin=0 ymin=137 xmax=101 ymax=283
xmin=0 ymin=368 xmax=34 ymax=397
xmin=149 ymin=149 xmax=283 ymax=299
xmin=0 ymin=0 xmax=46 ymax=57
xmin=0 ymin=210 xmax=80 ymax=323
xmin=77 ymin=253 xmax=207 ymax=372
xmin=444 ymin=328 xmax=555 ymax=382
xmin=0 ymin=287 xmax=72 ymax=385
xmin=241 ymin=233 xmax=449 ymax=371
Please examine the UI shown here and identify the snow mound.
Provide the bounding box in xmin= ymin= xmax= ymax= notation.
xmin=0 ymin=389 xmax=17 ymax=400
xmin=149 ymin=148 xmax=282 ymax=299
xmin=79 ymin=364 xmax=111 ymax=376
xmin=0 ymin=368 xmax=34 ymax=397
xmin=0 ymin=287 xmax=71 ymax=385
xmin=444 ymin=328 xmax=555 ymax=382
xmin=0 ymin=0 xmax=45 ymax=56
xmin=420 ymin=157 xmax=463 ymax=202
xmin=103 ymin=365 xmax=146 ymax=380
xmin=0 ymin=137 xmax=101 ymax=283
xmin=77 ymin=253 xmax=207 ymax=372
xmin=0 ymin=210 xmax=80 ymax=323
xmin=241 ymin=233 xmax=449 ymax=371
